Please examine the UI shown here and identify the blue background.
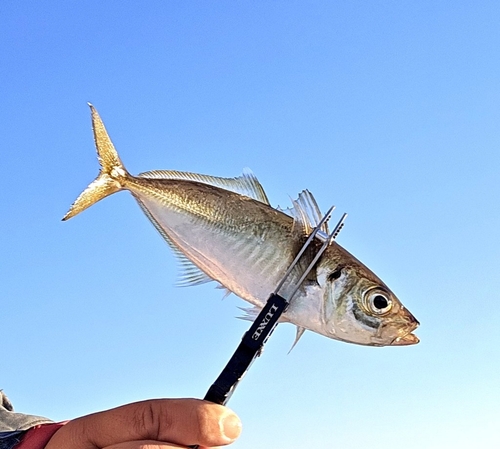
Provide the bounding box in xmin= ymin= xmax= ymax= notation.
xmin=2 ymin=2 xmax=499 ymax=448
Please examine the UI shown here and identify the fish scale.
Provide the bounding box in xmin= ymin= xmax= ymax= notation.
xmin=131 ymin=179 xmax=296 ymax=305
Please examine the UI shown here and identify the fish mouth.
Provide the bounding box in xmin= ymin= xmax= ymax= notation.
xmin=390 ymin=307 xmax=420 ymax=346
xmin=391 ymin=332 xmax=420 ymax=346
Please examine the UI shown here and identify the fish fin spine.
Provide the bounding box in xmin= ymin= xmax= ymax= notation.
xmin=288 ymin=326 xmax=306 ymax=353
xmin=63 ymin=104 xmax=128 ymax=221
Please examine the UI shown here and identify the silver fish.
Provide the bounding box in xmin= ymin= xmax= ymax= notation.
xmin=64 ymin=105 xmax=419 ymax=347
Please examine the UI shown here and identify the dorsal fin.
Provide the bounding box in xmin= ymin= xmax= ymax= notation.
xmin=276 ymin=190 xmax=327 ymax=287
xmin=294 ymin=190 xmax=329 ymax=234
xmin=138 ymin=168 xmax=270 ymax=204
xmin=278 ymin=189 xmax=329 ymax=235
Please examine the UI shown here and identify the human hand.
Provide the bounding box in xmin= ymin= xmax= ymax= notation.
xmin=44 ymin=398 xmax=241 ymax=449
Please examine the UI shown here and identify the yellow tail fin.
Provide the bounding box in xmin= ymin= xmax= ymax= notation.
xmin=63 ymin=104 xmax=128 ymax=221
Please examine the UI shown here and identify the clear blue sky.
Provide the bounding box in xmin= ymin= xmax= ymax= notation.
xmin=2 ymin=2 xmax=499 ymax=448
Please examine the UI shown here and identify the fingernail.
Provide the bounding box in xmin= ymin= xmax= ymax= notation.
xmin=221 ymin=412 xmax=242 ymax=441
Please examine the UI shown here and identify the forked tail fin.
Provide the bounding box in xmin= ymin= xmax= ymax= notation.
xmin=63 ymin=104 xmax=128 ymax=221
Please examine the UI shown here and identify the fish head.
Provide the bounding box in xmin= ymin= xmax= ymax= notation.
xmin=317 ymin=244 xmax=419 ymax=347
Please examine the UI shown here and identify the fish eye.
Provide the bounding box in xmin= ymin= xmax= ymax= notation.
xmin=373 ymin=295 xmax=388 ymax=309
xmin=368 ymin=292 xmax=392 ymax=314
xmin=328 ymin=268 xmax=343 ymax=281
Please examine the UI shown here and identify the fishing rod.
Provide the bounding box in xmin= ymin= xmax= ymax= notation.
xmin=190 ymin=208 xmax=347 ymax=449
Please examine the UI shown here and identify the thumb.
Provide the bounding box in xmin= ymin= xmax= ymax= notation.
xmin=45 ymin=399 xmax=242 ymax=449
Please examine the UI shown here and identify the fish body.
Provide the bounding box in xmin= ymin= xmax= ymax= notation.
xmin=64 ymin=105 xmax=419 ymax=347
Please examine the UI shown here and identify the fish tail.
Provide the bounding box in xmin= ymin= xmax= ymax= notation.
xmin=62 ymin=104 xmax=128 ymax=221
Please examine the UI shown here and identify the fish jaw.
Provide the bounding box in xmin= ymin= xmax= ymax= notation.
xmin=391 ymin=332 xmax=420 ymax=346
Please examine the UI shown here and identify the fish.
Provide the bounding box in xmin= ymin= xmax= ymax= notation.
xmin=63 ymin=104 xmax=419 ymax=347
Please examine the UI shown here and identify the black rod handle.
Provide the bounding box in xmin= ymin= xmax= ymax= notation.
xmin=189 ymin=294 xmax=288 ymax=448
xmin=203 ymin=293 xmax=288 ymax=405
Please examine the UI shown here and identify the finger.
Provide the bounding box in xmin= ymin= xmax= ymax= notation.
xmin=45 ymin=399 xmax=241 ymax=449
xmin=103 ymin=441 xmax=183 ymax=449
xmin=103 ymin=441 xmax=218 ymax=449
